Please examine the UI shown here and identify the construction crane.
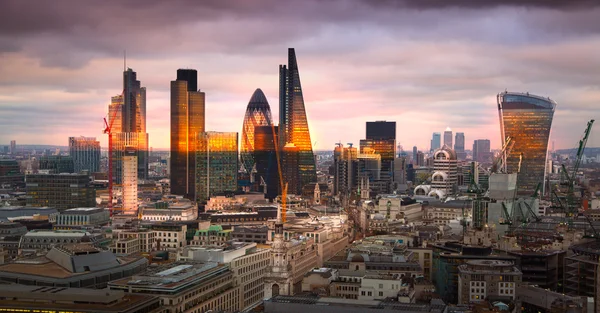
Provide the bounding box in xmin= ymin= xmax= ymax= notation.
xmin=103 ymin=105 xmax=120 ymax=217
xmin=560 ymin=119 xmax=594 ymax=218
xmin=500 ymin=153 xmax=523 ymax=226
xmin=270 ymin=123 xmax=288 ymax=223
xmin=491 ymin=136 xmax=514 ymax=174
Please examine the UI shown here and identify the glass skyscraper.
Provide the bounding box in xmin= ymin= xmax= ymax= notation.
xmin=279 ymin=48 xmax=317 ymax=190
xmin=497 ymin=91 xmax=556 ymax=195
xmin=69 ymin=136 xmax=100 ymax=173
xmin=362 ymin=121 xmax=396 ymax=185
xmin=254 ymin=126 xmax=279 ymax=200
xmin=431 ymin=132 xmax=441 ymax=152
xmin=196 ymin=132 xmax=238 ymax=202
xmin=454 ymin=132 xmax=465 ymax=160
xmin=241 ymin=88 xmax=273 ymax=176
xmin=170 ymin=69 xmax=206 ymax=200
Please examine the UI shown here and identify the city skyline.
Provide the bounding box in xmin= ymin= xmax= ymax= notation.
xmin=1 ymin=1 xmax=599 ymax=151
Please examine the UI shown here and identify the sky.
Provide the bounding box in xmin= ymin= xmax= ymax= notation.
xmin=0 ymin=0 xmax=599 ymax=152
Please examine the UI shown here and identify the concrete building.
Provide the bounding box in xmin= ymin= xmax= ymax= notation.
xmin=0 ymin=206 xmax=58 ymax=223
xmin=265 ymin=295 xmax=446 ymax=313
xmin=54 ymin=207 xmax=110 ymax=229
xmin=565 ymin=241 xmax=600 ymax=301
xmin=110 ymin=228 xmax=155 ymax=255
xmin=25 ymin=173 xmax=96 ymax=210
xmin=519 ymin=284 xmax=588 ymax=313
xmin=110 ymin=261 xmax=238 ymax=312
xmin=0 ymin=159 xmax=24 ymax=187
xmin=18 ymin=229 xmax=101 ymax=254
xmin=122 ymin=146 xmax=138 ymax=214
xmin=232 ymin=225 xmax=268 ymax=244
xmin=38 ymin=155 xmax=75 ymax=174
xmin=507 ymin=249 xmax=564 ymax=290
xmin=457 ymin=260 xmax=522 ymax=306
xmin=422 ymin=200 xmax=470 ymax=227
xmin=150 ymin=222 xmax=187 ymax=251
xmin=444 ymin=127 xmax=453 ymax=149
xmin=0 ymin=244 xmax=148 ymax=288
xmin=69 ymin=136 xmax=101 ymax=173
xmin=0 ymin=221 xmax=27 ymax=258
xmin=191 ymin=224 xmax=232 ymax=246
xmin=139 ymin=198 xmax=197 ymax=222
xmin=0 ymin=284 xmax=161 ymax=313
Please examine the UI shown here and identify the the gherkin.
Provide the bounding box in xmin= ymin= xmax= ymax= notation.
xmin=241 ymin=88 xmax=272 ymax=175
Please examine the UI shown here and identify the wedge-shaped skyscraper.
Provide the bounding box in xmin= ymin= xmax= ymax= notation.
xmin=497 ymin=91 xmax=555 ymax=195
xmin=241 ymin=88 xmax=272 ymax=175
xmin=279 ymin=48 xmax=317 ymax=190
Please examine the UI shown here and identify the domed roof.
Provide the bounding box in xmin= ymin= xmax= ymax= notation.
xmin=351 ymin=254 xmax=365 ymax=263
xmin=434 ymin=145 xmax=457 ymax=160
xmin=373 ymin=213 xmax=385 ymax=220
xmin=247 ymin=88 xmax=270 ymax=110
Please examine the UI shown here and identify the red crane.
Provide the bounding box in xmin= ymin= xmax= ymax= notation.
xmin=103 ymin=92 xmax=122 ymax=217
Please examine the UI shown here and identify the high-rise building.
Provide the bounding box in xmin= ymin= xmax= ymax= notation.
xmin=431 ymin=133 xmax=441 ymax=152
xmin=282 ymin=143 xmax=301 ymax=195
xmin=366 ymin=121 xmax=396 ymax=140
xmin=360 ymin=138 xmax=395 ymax=182
xmin=455 ymin=132 xmax=466 ymax=160
xmin=431 ymin=146 xmax=458 ymax=197
xmin=170 ymin=69 xmax=206 ymax=199
xmin=0 ymin=159 xmax=23 ymax=187
xmin=416 ymin=151 xmax=425 ymax=167
xmin=25 ymin=173 xmax=95 ymax=210
xmin=108 ymin=68 xmax=149 ymax=184
xmin=39 ymin=155 xmax=74 ymax=174
xmin=68 ymin=136 xmax=100 ymax=173
xmin=122 ymin=146 xmax=138 ymax=214
xmin=278 ymin=48 xmax=317 ymax=190
xmin=9 ymin=140 xmax=16 ymax=155
xmin=498 ymin=91 xmax=556 ymax=194
xmin=254 ymin=126 xmax=279 ymax=200
xmin=241 ymin=88 xmax=273 ymax=176
xmin=333 ymin=144 xmax=358 ymax=196
xmin=412 ymin=146 xmax=418 ymax=165
xmin=443 ymin=127 xmax=453 ymax=149
xmin=196 ymin=132 xmax=238 ymax=202
xmin=473 ymin=139 xmax=491 ymax=163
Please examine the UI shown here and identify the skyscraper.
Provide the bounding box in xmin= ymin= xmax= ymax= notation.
xmin=454 ymin=132 xmax=466 ymax=160
xmin=473 ymin=139 xmax=491 ymax=163
xmin=196 ymin=132 xmax=238 ymax=202
xmin=9 ymin=140 xmax=15 ymax=155
xmin=412 ymin=146 xmax=418 ymax=165
xmin=170 ymin=69 xmax=206 ymax=199
xmin=361 ymin=121 xmax=396 ymax=189
xmin=241 ymin=88 xmax=273 ymax=176
xmin=282 ymin=143 xmax=300 ymax=196
xmin=254 ymin=126 xmax=279 ymax=200
xmin=443 ymin=127 xmax=453 ymax=149
xmin=122 ymin=146 xmax=138 ymax=214
xmin=430 ymin=133 xmax=441 ymax=152
xmin=278 ymin=48 xmax=317 ymax=190
xmin=69 ymin=136 xmax=100 ymax=173
xmin=333 ymin=143 xmax=358 ymax=196
xmin=498 ymin=91 xmax=556 ymax=194
xmin=366 ymin=121 xmax=396 ymax=140
xmin=108 ymin=68 xmax=149 ymax=184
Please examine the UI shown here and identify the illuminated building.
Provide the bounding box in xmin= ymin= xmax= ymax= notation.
xmin=361 ymin=121 xmax=396 ymax=186
xmin=122 ymin=146 xmax=138 ymax=214
xmin=170 ymin=69 xmax=206 ymax=199
xmin=430 ymin=132 xmax=441 ymax=152
xmin=196 ymin=132 xmax=238 ymax=202
xmin=241 ymin=88 xmax=273 ymax=178
xmin=454 ymin=132 xmax=466 ymax=160
xmin=443 ymin=127 xmax=453 ymax=149
xmin=68 ymin=136 xmax=100 ymax=173
xmin=108 ymin=68 xmax=149 ymax=184
xmin=254 ymin=125 xmax=279 ymax=200
xmin=279 ymin=48 xmax=317 ymax=190
xmin=498 ymin=91 xmax=556 ymax=194
xmin=26 ymin=173 xmax=95 ymax=210
xmin=282 ymin=143 xmax=300 ymax=195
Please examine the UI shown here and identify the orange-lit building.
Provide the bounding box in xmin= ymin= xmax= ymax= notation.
xmin=196 ymin=132 xmax=238 ymax=202
xmin=241 ymin=88 xmax=273 ymax=180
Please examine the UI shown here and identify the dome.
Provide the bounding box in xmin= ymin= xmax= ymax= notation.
xmin=414 ymin=185 xmax=431 ymax=196
xmin=434 ymin=145 xmax=457 ymax=160
xmin=432 ymin=171 xmax=448 ymax=182
xmin=373 ymin=213 xmax=385 ymax=220
xmin=241 ymin=88 xmax=273 ymax=173
xmin=350 ymin=254 xmax=365 ymax=263
xmin=428 ymin=189 xmax=446 ymax=199
xmin=247 ymin=88 xmax=270 ymax=110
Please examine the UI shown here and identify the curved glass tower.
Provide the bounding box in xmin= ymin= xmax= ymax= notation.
xmin=497 ymin=91 xmax=556 ymax=195
xmin=241 ymin=88 xmax=272 ymax=174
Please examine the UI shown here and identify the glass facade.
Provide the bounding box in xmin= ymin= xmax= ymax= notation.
xmin=498 ymin=91 xmax=555 ymax=195
xmin=366 ymin=121 xmax=396 ymax=140
xmin=431 ymin=132 xmax=441 ymax=152
xmin=39 ymin=155 xmax=74 ymax=174
xmin=196 ymin=132 xmax=238 ymax=202
xmin=279 ymin=48 xmax=317 ymax=190
xmin=254 ymin=126 xmax=279 ymax=200
xmin=241 ymin=88 xmax=272 ymax=175
xmin=170 ymin=71 xmax=206 ymax=200
xmin=25 ymin=174 xmax=96 ymax=210
xmin=360 ymin=138 xmax=395 ymax=182
xmin=68 ymin=136 xmax=100 ymax=173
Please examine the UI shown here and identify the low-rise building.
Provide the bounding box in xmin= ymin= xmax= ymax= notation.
xmin=26 ymin=173 xmax=96 ymax=210
xmin=0 ymin=284 xmax=161 ymax=313
xmin=54 ymin=207 xmax=110 ymax=229
xmin=232 ymin=225 xmax=268 ymax=244
xmin=109 ymin=261 xmax=239 ymax=313
xmin=19 ymin=229 xmax=102 ymax=255
xmin=0 ymin=221 xmax=27 ymax=258
xmin=110 ymin=228 xmax=156 ymax=255
xmin=519 ymin=284 xmax=587 ymax=313
xmin=265 ymin=295 xmax=447 ymax=313
xmin=191 ymin=224 xmax=232 ymax=246
xmin=457 ymin=260 xmax=522 ymax=306
xmin=150 ymin=222 xmax=187 ymax=251
xmin=564 ymin=241 xmax=600 ymax=300
xmin=140 ymin=198 xmax=198 ymax=222
xmin=0 ymin=206 xmax=59 ymax=223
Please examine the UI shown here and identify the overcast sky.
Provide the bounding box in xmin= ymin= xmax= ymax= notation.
xmin=0 ymin=0 xmax=599 ymax=151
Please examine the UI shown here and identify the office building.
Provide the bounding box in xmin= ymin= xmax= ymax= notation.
xmin=139 ymin=199 xmax=197 ymax=222
xmin=333 ymin=143 xmax=358 ymax=196
xmin=279 ymin=48 xmax=317 ymax=190
xmin=241 ymin=88 xmax=273 ymax=177
xmin=430 ymin=132 xmax=441 ymax=152
xmin=108 ymin=68 xmax=149 ymax=184
xmin=455 ymin=132 xmax=466 ymax=160
xmin=69 ymin=136 xmax=101 ymax=173
xmin=254 ymin=125 xmax=279 ymax=200
xmin=473 ymin=139 xmax=491 ymax=163
xmin=54 ymin=207 xmax=110 ymax=229
xmin=39 ymin=155 xmax=74 ymax=173
xmin=0 ymin=159 xmax=23 ymax=187
xmin=564 ymin=241 xmax=600 ymax=300
xmin=457 ymin=260 xmax=522 ymax=306
xmin=366 ymin=121 xmax=396 ymax=140
xmin=170 ymin=69 xmax=206 ymax=199
xmin=122 ymin=146 xmax=138 ymax=214
xmin=497 ymin=91 xmax=556 ymax=194
xmin=443 ymin=127 xmax=453 ymax=149
xmin=26 ymin=173 xmax=96 ymax=210
xmin=431 ymin=146 xmax=458 ymax=196
xmin=282 ymin=143 xmax=301 ymax=195
xmin=9 ymin=140 xmax=15 ymax=155
xmin=412 ymin=146 xmax=418 ymax=164
xmin=196 ymin=132 xmax=238 ymax=202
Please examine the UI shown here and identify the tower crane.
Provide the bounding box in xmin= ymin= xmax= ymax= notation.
xmin=561 ymin=119 xmax=594 ymax=218
xmin=271 ymin=123 xmax=288 ymax=223
xmin=103 ymin=106 xmax=119 ymax=217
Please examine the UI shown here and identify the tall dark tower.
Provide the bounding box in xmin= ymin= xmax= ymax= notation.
xmin=278 ymin=48 xmax=317 ymax=190
xmin=255 ymin=125 xmax=279 ymax=200
xmin=170 ymin=69 xmax=206 ymax=199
